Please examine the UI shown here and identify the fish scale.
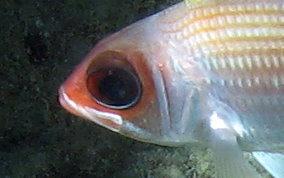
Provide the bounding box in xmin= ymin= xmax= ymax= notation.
xmin=158 ymin=1 xmax=284 ymax=95
xmin=59 ymin=1 xmax=284 ymax=177
xmin=157 ymin=1 xmax=284 ymax=174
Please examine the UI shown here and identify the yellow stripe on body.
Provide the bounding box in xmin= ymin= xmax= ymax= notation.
xmin=158 ymin=1 xmax=284 ymax=94
xmin=160 ymin=2 xmax=284 ymax=32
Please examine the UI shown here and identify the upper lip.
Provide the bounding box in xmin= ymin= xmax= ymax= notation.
xmin=58 ymin=86 xmax=83 ymax=117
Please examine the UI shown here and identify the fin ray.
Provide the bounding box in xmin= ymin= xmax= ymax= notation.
xmin=253 ymin=152 xmax=284 ymax=178
xmin=211 ymin=129 xmax=260 ymax=178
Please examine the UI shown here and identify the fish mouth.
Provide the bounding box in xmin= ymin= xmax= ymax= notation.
xmin=58 ymin=86 xmax=123 ymax=132
xmin=58 ymin=86 xmax=86 ymax=118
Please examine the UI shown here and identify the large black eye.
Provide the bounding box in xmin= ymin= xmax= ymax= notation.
xmin=87 ymin=67 xmax=142 ymax=109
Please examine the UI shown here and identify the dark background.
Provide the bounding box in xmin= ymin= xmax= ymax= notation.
xmin=0 ymin=0 xmax=257 ymax=177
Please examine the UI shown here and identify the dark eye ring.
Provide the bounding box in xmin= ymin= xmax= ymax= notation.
xmin=87 ymin=66 xmax=142 ymax=109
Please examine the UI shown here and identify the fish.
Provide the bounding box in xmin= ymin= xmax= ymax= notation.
xmin=58 ymin=0 xmax=284 ymax=177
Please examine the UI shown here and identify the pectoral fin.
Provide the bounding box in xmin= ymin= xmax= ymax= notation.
xmin=253 ymin=152 xmax=284 ymax=178
xmin=211 ymin=129 xmax=260 ymax=178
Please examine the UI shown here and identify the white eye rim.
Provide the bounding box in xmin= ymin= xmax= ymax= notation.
xmin=59 ymin=87 xmax=122 ymax=132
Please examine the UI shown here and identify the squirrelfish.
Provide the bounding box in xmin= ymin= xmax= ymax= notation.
xmin=59 ymin=0 xmax=284 ymax=177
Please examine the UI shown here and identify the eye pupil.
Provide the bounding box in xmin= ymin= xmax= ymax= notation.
xmin=99 ymin=71 xmax=128 ymax=102
xmin=87 ymin=67 xmax=141 ymax=109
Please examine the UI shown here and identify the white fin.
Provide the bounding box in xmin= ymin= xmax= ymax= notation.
xmin=211 ymin=129 xmax=260 ymax=178
xmin=253 ymin=152 xmax=284 ymax=178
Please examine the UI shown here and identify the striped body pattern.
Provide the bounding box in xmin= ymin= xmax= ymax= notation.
xmin=159 ymin=1 xmax=284 ymax=90
xmin=156 ymin=1 xmax=284 ymax=151
xmin=59 ymin=1 xmax=284 ymax=177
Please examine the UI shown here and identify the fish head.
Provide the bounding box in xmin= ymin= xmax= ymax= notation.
xmin=59 ymin=13 xmax=199 ymax=146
